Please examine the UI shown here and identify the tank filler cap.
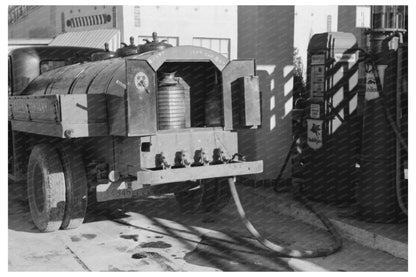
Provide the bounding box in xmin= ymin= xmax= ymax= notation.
xmin=116 ymin=36 xmax=139 ymax=57
xmin=91 ymin=42 xmax=117 ymax=61
xmin=138 ymin=32 xmax=173 ymax=54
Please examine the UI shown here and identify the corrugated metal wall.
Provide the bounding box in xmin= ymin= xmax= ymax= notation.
xmin=49 ymin=29 xmax=121 ymax=51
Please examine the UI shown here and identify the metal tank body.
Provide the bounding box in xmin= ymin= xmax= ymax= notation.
xmin=21 ymin=57 xmax=126 ymax=96
xmin=13 ymin=44 xmax=256 ymax=139
xmin=9 ymin=43 xmax=262 ymax=194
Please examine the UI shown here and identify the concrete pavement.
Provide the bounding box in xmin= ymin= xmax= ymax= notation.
xmin=8 ymin=182 xmax=408 ymax=271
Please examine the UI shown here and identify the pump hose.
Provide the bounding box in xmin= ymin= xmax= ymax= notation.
xmin=369 ymin=59 xmax=408 ymax=153
xmin=355 ymin=46 xmax=408 ymax=154
xmin=228 ymin=177 xmax=343 ymax=258
xmin=370 ymin=58 xmax=408 ymax=216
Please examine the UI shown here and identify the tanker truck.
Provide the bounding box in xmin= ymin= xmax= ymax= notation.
xmin=8 ymin=33 xmax=263 ymax=232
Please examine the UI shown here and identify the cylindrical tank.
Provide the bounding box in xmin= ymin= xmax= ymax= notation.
xmin=158 ymin=72 xmax=186 ymax=130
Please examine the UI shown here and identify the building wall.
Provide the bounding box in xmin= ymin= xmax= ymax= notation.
xmin=8 ymin=5 xmax=120 ymax=39
xmin=8 ymin=6 xmax=56 ymax=38
xmin=237 ymin=6 xmax=295 ymax=181
xmin=57 ymin=6 xmax=119 ymax=34
xmin=9 ymin=5 xmax=237 ymax=59
xmin=121 ymin=6 xmax=238 ymax=59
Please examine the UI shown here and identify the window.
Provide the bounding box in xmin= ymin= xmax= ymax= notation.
xmin=327 ymin=15 xmax=332 ymax=32
xmin=192 ymin=37 xmax=230 ymax=59
xmin=138 ymin=35 xmax=179 ymax=47
xmin=134 ymin=6 xmax=140 ymax=27
xmin=40 ymin=60 xmax=66 ymax=74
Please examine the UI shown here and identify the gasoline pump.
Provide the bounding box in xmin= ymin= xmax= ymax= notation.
xmin=302 ymin=32 xmax=361 ymax=204
xmin=357 ymin=6 xmax=408 ymax=223
xmin=280 ymin=6 xmax=407 ymax=224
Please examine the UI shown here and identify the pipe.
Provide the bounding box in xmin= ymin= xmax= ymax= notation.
xmin=394 ymin=33 xmax=408 ymax=216
xmin=228 ymin=177 xmax=342 ymax=258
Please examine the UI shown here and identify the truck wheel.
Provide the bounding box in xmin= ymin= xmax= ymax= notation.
xmin=27 ymin=144 xmax=66 ymax=232
xmin=175 ymin=178 xmax=231 ymax=213
xmin=58 ymin=145 xmax=88 ymax=230
xmin=8 ymin=123 xmax=13 ymax=175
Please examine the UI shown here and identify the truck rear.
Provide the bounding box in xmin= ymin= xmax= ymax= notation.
xmin=8 ymin=36 xmax=263 ymax=232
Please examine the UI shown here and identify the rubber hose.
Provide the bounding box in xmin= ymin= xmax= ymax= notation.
xmin=228 ymin=178 xmax=343 ymax=258
xmin=370 ymin=60 xmax=408 ymax=153
xmin=371 ymin=60 xmax=408 ymax=216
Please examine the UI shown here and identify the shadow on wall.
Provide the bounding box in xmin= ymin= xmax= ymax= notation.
xmin=238 ymin=63 xmax=294 ymax=183
xmin=237 ymin=6 xmax=295 ymax=182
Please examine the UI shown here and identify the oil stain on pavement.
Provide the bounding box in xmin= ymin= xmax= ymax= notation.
xmin=130 ymin=252 xmax=175 ymax=271
xmin=140 ymin=241 xmax=172 ymax=249
xmin=120 ymin=234 xmax=139 ymax=241
xmin=70 ymin=234 xmax=97 ymax=242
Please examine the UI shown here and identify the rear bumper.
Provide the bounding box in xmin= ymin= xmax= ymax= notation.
xmin=96 ymin=160 xmax=263 ymax=202
xmin=135 ymin=161 xmax=263 ymax=187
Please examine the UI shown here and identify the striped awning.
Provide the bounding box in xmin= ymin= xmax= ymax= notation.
xmin=49 ymin=29 xmax=121 ymax=51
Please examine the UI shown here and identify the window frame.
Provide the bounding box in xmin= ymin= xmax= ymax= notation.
xmin=39 ymin=59 xmax=67 ymax=74
xmin=192 ymin=37 xmax=231 ymax=59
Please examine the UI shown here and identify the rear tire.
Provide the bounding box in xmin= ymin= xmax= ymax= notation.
xmin=58 ymin=145 xmax=88 ymax=230
xmin=27 ymin=144 xmax=66 ymax=232
xmin=175 ymin=178 xmax=231 ymax=213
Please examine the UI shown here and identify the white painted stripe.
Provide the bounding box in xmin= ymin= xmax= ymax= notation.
xmin=256 ymin=65 xmax=276 ymax=75
xmin=283 ymin=65 xmax=294 ymax=78
xmin=284 ymin=76 xmax=293 ymax=96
